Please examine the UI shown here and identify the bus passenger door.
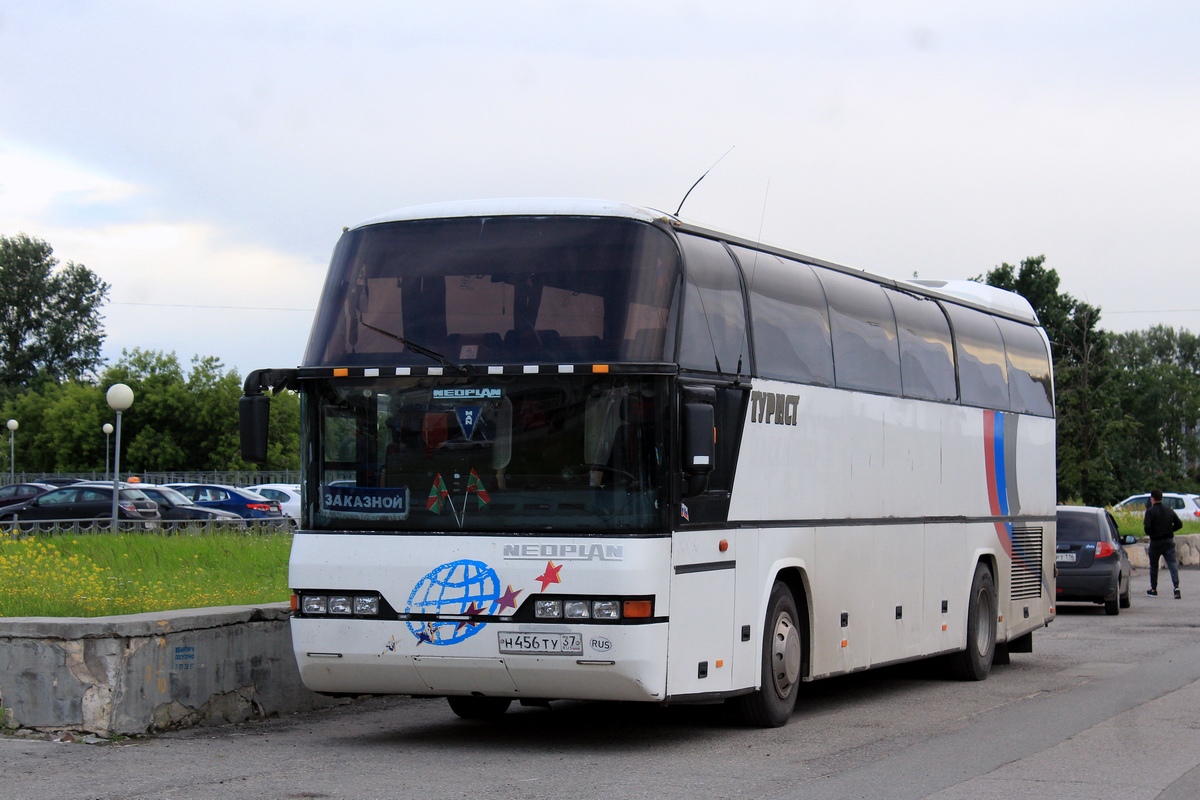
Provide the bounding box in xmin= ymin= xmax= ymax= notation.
xmin=667 ymin=530 xmax=736 ymax=698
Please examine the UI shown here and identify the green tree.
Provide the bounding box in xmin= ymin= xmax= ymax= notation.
xmin=1108 ymin=327 xmax=1200 ymax=495
xmin=979 ymin=256 xmax=1120 ymax=504
xmin=0 ymin=234 xmax=110 ymax=395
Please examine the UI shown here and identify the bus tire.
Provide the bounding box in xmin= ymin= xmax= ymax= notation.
xmin=735 ymin=581 xmax=802 ymax=727
xmin=447 ymin=695 xmax=511 ymax=720
xmin=947 ymin=563 xmax=996 ymax=681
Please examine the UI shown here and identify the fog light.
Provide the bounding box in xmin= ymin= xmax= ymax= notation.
xmin=328 ymin=595 xmax=352 ymax=615
xmin=354 ymin=595 xmax=380 ymax=616
xmin=592 ymin=600 xmax=620 ymax=619
xmin=564 ymin=600 xmax=590 ymax=619
xmin=535 ymin=599 xmax=562 ymax=618
xmin=302 ymin=595 xmax=327 ymax=615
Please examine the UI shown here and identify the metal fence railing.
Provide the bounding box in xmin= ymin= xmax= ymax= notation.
xmin=1 ymin=517 xmax=293 ymax=535
xmin=8 ymin=471 xmax=301 ymax=488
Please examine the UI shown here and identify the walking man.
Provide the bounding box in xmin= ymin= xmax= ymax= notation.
xmin=1145 ymin=489 xmax=1182 ymax=598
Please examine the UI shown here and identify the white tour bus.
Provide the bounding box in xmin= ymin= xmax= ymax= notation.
xmin=240 ymin=198 xmax=1056 ymax=726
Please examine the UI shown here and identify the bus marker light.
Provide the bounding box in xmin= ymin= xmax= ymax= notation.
xmin=592 ymin=364 xmax=609 ymax=373
xmin=333 ymin=368 xmax=349 ymax=377
xmin=623 ymin=600 xmax=652 ymax=618
xmin=841 ymin=639 xmax=848 ymax=648
xmin=941 ymin=624 xmax=948 ymax=631
xmin=715 ymin=660 xmax=724 ymax=668
xmin=719 ymin=539 xmax=728 ymax=552
xmin=290 ymin=594 xmax=299 ymax=612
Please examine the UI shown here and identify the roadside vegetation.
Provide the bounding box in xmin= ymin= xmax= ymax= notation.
xmin=0 ymin=528 xmax=291 ymax=617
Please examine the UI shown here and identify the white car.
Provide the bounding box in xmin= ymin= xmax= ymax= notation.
xmin=246 ymin=483 xmax=301 ymax=525
xmin=1114 ymin=492 xmax=1200 ymax=520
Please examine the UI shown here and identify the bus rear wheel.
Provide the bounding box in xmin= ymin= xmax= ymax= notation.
xmin=947 ymin=563 xmax=996 ymax=681
xmin=447 ymin=695 xmax=512 ymax=720
xmin=734 ymin=581 xmax=802 ymax=727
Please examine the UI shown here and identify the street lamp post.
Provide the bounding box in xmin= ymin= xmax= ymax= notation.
xmin=103 ymin=423 xmax=114 ymax=483
xmin=6 ymin=419 xmax=16 ymax=484
xmin=106 ymin=385 xmax=134 ymax=532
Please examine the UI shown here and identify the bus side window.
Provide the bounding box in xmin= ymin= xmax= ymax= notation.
xmin=996 ymin=318 xmax=1054 ymax=416
xmin=946 ymin=305 xmax=1010 ymax=411
xmin=887 ymin=289 xmax=957 ymax=402
xmin=817 ymin=268 xmax=902 ymax=396
xmin=676 ymin=234 xmax=748 ymax=375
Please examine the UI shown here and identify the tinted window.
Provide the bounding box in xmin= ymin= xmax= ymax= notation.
xmin=1057 ymin=510 xmax=1101 ymax=543
xmin=677 ymin=235 xmax=748 ymax=375
xmin=732 ymin=246 xmax=834 ymax=386
xmin=997 ymin=318 xmax=1054 ymax=416
xmin=946 ymin=305 xmax=1009 ymax=410
xmin=306 ymin=217 xmax=681 ymax=367
xmin=78 ymin=488 xmax=107 ymax=503
xmin=817 ymin=268 xmax=901 ymax=395
xmin=887 ymin=289 xmax=956 ymax=402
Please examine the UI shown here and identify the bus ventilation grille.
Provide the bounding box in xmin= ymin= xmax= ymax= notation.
xmin=1009 ymin=526 xmax=1044 ymax=600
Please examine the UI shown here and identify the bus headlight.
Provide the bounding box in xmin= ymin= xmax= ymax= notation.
xmin=535 ymin=599 xmax=562 ymax=618
xmin=564 ymin=600 xmax=591 ymax=619
xmin=328 ymin=595 xmax=353 ymax=615
xmin=592 ymin=600 xmax=621 ymax=619
xmin=354 ymin=595 xmax=380 ymax=616
xmin=302 ymin=595 xmax=328 ymax=615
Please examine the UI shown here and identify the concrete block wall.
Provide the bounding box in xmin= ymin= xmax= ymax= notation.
xmin=0 ymin=604 xmax=340 ymax=736
xmin=1125 ymin=533 xmax=1200 ymax=570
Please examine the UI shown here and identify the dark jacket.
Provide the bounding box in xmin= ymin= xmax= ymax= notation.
xmin=1144 ymin=502 xmax=1183 ymax=541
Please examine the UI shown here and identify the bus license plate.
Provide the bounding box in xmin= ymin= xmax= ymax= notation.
xmin=1056 ymin=552 xmax=1076 ymax=563
xmin=498 ymin=632 xmax=583 ymax=655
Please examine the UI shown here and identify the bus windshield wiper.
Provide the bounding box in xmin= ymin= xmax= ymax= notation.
xmin=360 ymin=320 xmax=471 ymax=374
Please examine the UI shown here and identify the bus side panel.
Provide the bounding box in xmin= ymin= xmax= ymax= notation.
xmin=811 ymin=526 xmax=875 ymax=678
xmin=923 ymin=523 xmax=969 ymax=654
xmin=870 ymin=524 xmax=926 ymax=664
xmin=666 ymin=527 xmax=737 ymax=697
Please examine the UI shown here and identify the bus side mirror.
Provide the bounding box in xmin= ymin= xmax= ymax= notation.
xmin=240 ymin=394 xmax=270 ymax=463
xmin=683 ymin=402 xmax=714 ymax=497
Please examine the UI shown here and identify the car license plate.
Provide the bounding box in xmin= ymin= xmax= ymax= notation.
xmin=498 ymin=632 xmax=583 ymax=655
xmin=1056 ymin=552 xmax=1077 ymax=563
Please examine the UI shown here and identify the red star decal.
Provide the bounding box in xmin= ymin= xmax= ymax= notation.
xmin=456 ymin=601 xmax=486 ymax=631
xmin=536 ymin=561 xmax=563 ymax=591
xmin=495 ymin=585 xmax=523 ymax=613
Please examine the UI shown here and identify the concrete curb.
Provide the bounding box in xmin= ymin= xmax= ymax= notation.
xmin=0 ymin=603 xmax=341 ymax=736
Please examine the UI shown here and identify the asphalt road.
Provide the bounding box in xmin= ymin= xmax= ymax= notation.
xmin=5 ymin=566 xmax=1200 ymax=800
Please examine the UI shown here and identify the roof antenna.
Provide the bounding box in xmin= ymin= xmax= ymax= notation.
xmin=675 ymin=146 xmax=735 ymax=217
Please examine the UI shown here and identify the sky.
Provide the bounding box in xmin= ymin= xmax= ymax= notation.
xmin=1 ymin=2 xmax=1198 ymax=378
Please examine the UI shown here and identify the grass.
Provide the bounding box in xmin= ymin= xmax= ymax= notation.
xmin=1110 ymin=508 xmax=1200 ymax=540
xmin=0 ymin=528 xmax=291 ymax=618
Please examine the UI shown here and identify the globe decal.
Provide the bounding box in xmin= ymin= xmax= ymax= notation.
xmin=405 ymin=559 xmax=500 ymax=645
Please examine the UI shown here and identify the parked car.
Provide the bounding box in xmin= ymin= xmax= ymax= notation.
xmin=39 ymin=477 xmax=87 ymax=487
xmin=135 ymin=485 xmax=246 ymax=524
xmin=1114 ymin=493 xmax=1200 ymax=519
xmin=245 ymin=484 xmax=301 ymax=525
xmin=0 ymin=482 xmax=55 ymax=508
xmin=164 ymin=483 xmax=287 ymax=526
xmin=0 ymin=483 xmax=161 ymax=529
xmin=1056 ymin=505 xmax=1134 ymax=615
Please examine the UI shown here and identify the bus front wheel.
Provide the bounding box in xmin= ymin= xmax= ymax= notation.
xmin=947 ymin=563 xmax=997 ymax=681
xmin=735 ymin=581 xmax=802 ymax=727
xmin=447 ymin=695 xmax=512 ymax=720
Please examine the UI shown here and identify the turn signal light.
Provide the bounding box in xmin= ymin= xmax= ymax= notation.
xmin=623 ymin=600 xmax=652 ymax=618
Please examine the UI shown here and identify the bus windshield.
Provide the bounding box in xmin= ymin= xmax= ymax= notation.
xmin=304 ymin=216 xmax=681 ymax=368
xmin=310 ymin=374 xmax=670 ymax=533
